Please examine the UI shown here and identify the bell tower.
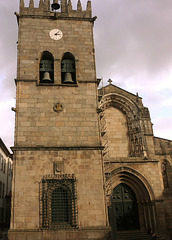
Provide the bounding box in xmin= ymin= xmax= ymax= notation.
xmin=9 ymin=0 xmax=110 ymax=239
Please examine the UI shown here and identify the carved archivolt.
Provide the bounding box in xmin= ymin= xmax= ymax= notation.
xmin=105 ymin=166 xmax=155 ymax=205
xmin=99 ymin=93 xmax=148 ymax=158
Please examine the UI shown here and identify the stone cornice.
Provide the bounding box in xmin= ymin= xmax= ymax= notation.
xmin=15 ymin=79 xmax=98 ymax=86
xmin=15 ymin=12 xmax=96 ymax=22
xmin=104 ymin=159 xmax=159 ymax=163
xmin=11 ymin=146 xmax=104 ymax=152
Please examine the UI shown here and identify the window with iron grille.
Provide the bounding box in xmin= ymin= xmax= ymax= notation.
xmin=40 ymin=174 xmax=78 ymax=230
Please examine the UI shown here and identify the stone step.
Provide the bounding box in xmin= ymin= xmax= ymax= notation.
xmin=116 ymin=230 xmax=149 ymax=240
xmin=116 ymin=230 xmax=166 ymax=240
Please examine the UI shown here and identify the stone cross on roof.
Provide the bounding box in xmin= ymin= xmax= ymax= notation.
xmin=108 ymin=79 xmax=113 ymax=85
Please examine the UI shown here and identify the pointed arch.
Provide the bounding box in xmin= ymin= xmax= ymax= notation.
xmin=106 ymin=166 xmax=155 ymax=201
xmin=99 ymin=93 xmax=148 ymax=158
xmin=99 ymin=93 xmax=140 ymax=122
xmin=106 ymin=167 xmax=157 ymax=231
xmin=39 ymin=51 xmax=54 ymax=83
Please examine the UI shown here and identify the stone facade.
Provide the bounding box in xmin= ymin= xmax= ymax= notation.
xmin=98 ymin=83 xmax=172 ymax=237
xmin=9 ymin=0 xmax=172 ymax=239
xmin=9 ymin=1 xmax=109 ymax=240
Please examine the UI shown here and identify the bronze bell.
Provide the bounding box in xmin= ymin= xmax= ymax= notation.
xmin=63 ymin=72 xmax=74 ymax=84
xmin=40 ymin=60 xmax=53 ymax=72
xmin=51 ymin=0 xmax=60 ymax=11
xmin=42 ymin=72 xmax=52 ymax=82
xmin=40 ymin=59 xmax=53 ymax=83
xmin=61 ymin=59 xmax=75 ymax=84
xmin=61 ymin=59 xmax=75 ymax=73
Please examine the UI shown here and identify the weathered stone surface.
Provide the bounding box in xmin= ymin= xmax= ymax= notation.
xmin=9 ymin=1 xmax=172 ymax=240
xmin=10 ymin=1 xmax=109 ymax=240
xmin=98 ymin=83 xmax=172 ymax=233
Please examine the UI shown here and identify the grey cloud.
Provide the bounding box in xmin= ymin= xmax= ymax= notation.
xmin=0 ymin=0 xmax=172 ymax=145
xmin=93 ymin=0 xmax=172 ymax=79
xmin=0 ymin=1 xmax=18 ymax=101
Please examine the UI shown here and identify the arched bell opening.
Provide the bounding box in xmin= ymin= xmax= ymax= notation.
xmin=106 ymin=167 xmax=157 ymax=233
xmin=40 ymin=51 xmax=54 ymax=83
xmin=61 ymin=52 xmax=76 ymax=84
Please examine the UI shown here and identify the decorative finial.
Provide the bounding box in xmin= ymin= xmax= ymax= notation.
xmin=108 ymin=79 xmax=112 ymax=85
xmin=136 ymin=92 xmax=139 ymax=103
xmin=68 ymin=0 xmax=73 ymax=11
xmin=47 ymin=0 xmax=50 ymax=11
xmin=86 ymin=1 xmax=92 ymax=12
xmin=39 ymin=0 xmax=44 ymax=9
xmin=20 ymin=0 xmax=25 ymax=8
xmin=77 ymin=0 xmax=82 ymax=11
xmin=44 ymin=0 xmax=50 ymax=11
xmin=61 ymin=0 xmax=67 ymax=13
xmin=29 ymin=0 xmax=34 ymax=8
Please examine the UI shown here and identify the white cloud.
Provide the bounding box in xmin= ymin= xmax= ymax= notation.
xmin=153 ymin=117 xmax=172 ymax=140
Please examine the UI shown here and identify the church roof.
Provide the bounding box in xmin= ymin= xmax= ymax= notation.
xmin=98 ymin=81 xmax=142 ymax=106
xmin=0 ymin=138 xmax=13 ymax=159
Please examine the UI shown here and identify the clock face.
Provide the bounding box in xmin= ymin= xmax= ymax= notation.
xmin=49 ymin=29 xmax=63 ymax=40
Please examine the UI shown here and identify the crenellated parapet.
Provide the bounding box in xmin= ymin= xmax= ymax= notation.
xmin=19 ymin=0 xmax=92 ymax=19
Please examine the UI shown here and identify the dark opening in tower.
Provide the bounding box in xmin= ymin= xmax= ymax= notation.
xmin=40 ymin=51 xmax=54 ymax=83
xmin=61 ymin=52 xmax=76 ymax=84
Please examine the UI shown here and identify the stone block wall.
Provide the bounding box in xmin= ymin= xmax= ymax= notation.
xmin=17 ymin=18 xmax=96 ymax=83
xmin=10 ymin=149 xmax=107 ymax=230
xmin=9 ymin=2 xmax=111 ymax=239
xmin=101 ymin=107 xmax=129 ymax=159
xmin=98 ymin=85 xmax=172 ymax=232
xmin=15 ymin=82 xmax=100 ymax=147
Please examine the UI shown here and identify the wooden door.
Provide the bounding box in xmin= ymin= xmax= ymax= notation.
xmin=111 ymin=184 xmax=140 ymax=231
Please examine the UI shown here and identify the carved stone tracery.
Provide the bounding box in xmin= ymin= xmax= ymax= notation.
xmin=161 ymin=159 xmax=169 ymax=189
xmin=99 ymin=93 xmax=148 ymax=158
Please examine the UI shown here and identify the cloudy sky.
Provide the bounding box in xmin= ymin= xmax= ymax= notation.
xmin=0 ymin=0 xmax=172 ymax=150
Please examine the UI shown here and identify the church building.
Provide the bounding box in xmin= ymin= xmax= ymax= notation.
xmin=8 ymin=0 xmax=172 ymax=240
xmin=98 ymin=81 xmax=172 ymax=239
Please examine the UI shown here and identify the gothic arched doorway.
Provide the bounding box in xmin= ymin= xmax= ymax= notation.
xmin=111 ymin=183 xmax=140 ymax=231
